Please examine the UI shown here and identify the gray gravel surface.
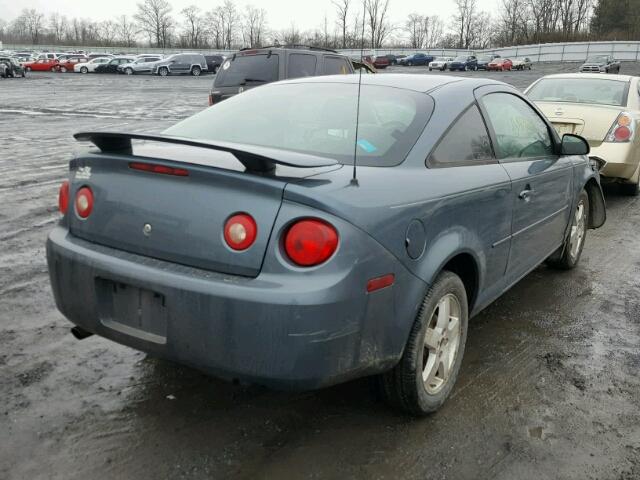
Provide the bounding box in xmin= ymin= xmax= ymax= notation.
xmin=1 ymin=62 xmax=640 ymax=480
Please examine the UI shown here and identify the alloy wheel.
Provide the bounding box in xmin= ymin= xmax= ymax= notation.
xmin=422 ymin=293 xmax=462 ymax=395
xmin=568 ymin=200 xmax=587 ymax=260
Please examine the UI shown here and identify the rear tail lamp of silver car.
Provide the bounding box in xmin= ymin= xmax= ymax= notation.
xmin=605 ymin=112 xmax=635 ymax=143
xmin=224 ymin=213 xmax=257 ymax=251
xmin=75 ymin=187 xmax=94 ymax=219
xmin=284 ymin=219 xmax=339 ymax=267
xmin=58 ymin=181 xmax=69 ymax=214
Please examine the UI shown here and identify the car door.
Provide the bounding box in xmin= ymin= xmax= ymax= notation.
xmin=172 ymin=55 xmax=189 ymax=74
xmin=478 ymin=89 xmax=573 ymax=283
xmin=426 ymin=103 xmax=513 ymax=306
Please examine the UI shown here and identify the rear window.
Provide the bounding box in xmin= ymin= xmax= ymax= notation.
xmin=527 ymin=78 xmax=629 ymax=106
xmin=164 ymin=82 xmax=433 ymax=167
xmin=214 ymin=54 xmax=279 ymax=87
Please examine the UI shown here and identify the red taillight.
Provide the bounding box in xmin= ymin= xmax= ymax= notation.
xmin=606 ymin=112 xmax=635 ymax=143
xmin=58 ymin=181 xmax=69 ymax=214
xmin=129 ymin=162 xmax=189 ymax=176
xmin=614 ymin=125 xmax=631 ymax=141
xmin=224 ymin=213 xmax=257 ymax=251
xmin=75 ymin=186 xmax=94 ymax=219
xmin=284 ymin=219 xmax=339 ymax=267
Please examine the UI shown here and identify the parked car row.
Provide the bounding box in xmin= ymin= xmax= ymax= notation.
xmin=1 ymin=50 xmax=226 ymax=76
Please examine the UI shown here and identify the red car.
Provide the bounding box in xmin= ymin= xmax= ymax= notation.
xmin=363 ymin=55 xmax=390 ymax=69
xmin=56 ymin=56 xmax=89 ymax=73
xmin=487 ymin=58 xmax=513 ymax=71
xmin=23 ymin=59 xmax=59 ymax=72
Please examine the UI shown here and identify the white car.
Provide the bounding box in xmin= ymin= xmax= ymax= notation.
xmin=428 ymin=57 xmax=454 ymax=71
xmin=74 ymin=57 xmax=111 ymax=74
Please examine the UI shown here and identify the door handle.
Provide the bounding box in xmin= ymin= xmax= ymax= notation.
xmin=519 ymin=185 xmax=534 ymax=200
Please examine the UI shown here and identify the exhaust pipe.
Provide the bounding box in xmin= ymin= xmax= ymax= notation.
xmin=71 ymin=326 xmax=94 ymax=340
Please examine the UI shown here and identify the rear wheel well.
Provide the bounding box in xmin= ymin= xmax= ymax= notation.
xmin=584 ymin=178 xmax=606 ymax=228
xmin=441 ymin=253 xmax=478 ymax=311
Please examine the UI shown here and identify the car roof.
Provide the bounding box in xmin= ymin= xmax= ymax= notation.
xmin=536 ymin=73 xmax=635 ymax=82
xmin=276 ymin=73 xmax=505 ymax=93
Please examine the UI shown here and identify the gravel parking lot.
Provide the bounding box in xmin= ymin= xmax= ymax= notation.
xmin=2 ymin=62 xmax=640 ymax=480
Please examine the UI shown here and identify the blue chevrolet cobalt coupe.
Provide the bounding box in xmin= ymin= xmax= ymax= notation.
xmin=47 ymin=74 xmax=605 ymax=415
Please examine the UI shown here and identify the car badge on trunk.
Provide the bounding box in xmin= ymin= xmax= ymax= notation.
xmin=238 ymin=86 xmax=244 ymax=93
xmin=143 ymin=223 xmax=152 ymax=237
xmin=555 ymin=107 xmax=564 ymax=116
xmin=76 ymin=166 xmax=92 ymax=180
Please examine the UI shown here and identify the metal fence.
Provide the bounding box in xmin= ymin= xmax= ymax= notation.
xmin=3 ymin=40 xmax=640 ymax=63
xmin=342 ymin=41 xmax=640 ymax=62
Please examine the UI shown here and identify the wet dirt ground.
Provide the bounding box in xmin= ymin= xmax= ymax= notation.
xmin=1 ymin=62 xmax=640 ymax=480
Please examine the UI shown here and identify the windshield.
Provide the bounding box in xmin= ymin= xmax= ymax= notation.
xmin=165 ymin=82 xmax=434 ymax=166
xmin=214 ymin=54 xmax=279 ymax=88
xmin=527 ymin=78 xmax=629 ymax=107
xmin=586 ymin=55 xmax=608 ymax=63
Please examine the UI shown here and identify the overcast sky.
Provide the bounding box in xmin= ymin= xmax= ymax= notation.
xmin=0 ymin=0 xmax=499 ymax=31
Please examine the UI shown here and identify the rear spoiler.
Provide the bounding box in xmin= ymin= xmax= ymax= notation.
xmin=74 ymin=131 xmax=338 ymax=173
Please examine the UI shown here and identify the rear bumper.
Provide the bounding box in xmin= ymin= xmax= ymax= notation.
xmin=589 ymin=141 xmax=639 ymax=180
xmin=47 ymin=224 xmax=425 ymax=390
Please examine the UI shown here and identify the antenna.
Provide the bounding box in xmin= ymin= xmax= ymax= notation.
xmin=351 ymin=0 xmax=367 ymax=187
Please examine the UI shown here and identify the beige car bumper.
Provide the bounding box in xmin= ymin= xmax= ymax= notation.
xmin=589 ymin=141 xmax=640 ymax=181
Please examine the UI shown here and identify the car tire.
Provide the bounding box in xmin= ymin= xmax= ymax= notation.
xmin=191 ymin=66 xmax=201 ymax=76
xmin=620 ymin=181 xmax=640 ymax=196
xmin=547 ymin=190 xmax=589 ymax=270
xmin=51 ymin=66 xmax=57 ymax=72
xmin=159 ymin=67 xmax=169 ymax=76
xmin=80 ymin=66 xmax=88 ymax=74
xmin=60 ymin=66 xmax=67 ymax=73
xmin=125 ymin=67 xmax=134 ymax=75
xmin=378 ymin=271 xmax=468 ymax=416
xmin=408 ymin=61 xmax=413 ymax=66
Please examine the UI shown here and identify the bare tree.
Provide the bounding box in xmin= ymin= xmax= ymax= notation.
xmin=332 ymin=0 xmax=350 ymax=48
xmin=405 ymin=13 xmax=426 ymax=48
xmin=452 ymin=0 xmax=478 ymax=48
xmin=181 ymin=5 xmax=205 ymax=48
xmin=135 ymin=0 xmax=173 ymax=48
xmin=49 ymin=13 xmax=67 ymax=43
xmin=100 ymin=20 xmax=118 ymax=46
xmin=116 ymin=16 xmax=138 ymax=47
xmin=365 ymin=0 xmax=391 ymax=48
xmin=220 ymin=0 xmax=239 ymax=50
xmin=242 ymin=5 xmax=267 ymax=48
xmin=19 ymin=9 xmax=45 ymax=44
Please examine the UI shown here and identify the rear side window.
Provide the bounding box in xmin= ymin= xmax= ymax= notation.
xmin=288 ymin=54 xmax=317 ymax=79
xmin=481 ymin=93 xmax=554 ymax=159
xmin=323 ymin=56 xmax=350 ymax=75
xmin=214 ymin=54 xmax=279 ymax=87
xmin=429 ymin=105 xmax=494 ymax=166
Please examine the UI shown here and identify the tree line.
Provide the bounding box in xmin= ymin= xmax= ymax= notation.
xmin=0 ymin=0 xmax=635 ymax=51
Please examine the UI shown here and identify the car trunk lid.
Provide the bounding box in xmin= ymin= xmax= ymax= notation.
xmin=68 ymin=133 xmax=338 ymax=277
xmin=535 ymin=102 xmax=622 ymax=146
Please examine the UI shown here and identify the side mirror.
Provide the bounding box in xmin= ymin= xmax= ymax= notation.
xmin=561 ymin=134 xmax=590 ymax=156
